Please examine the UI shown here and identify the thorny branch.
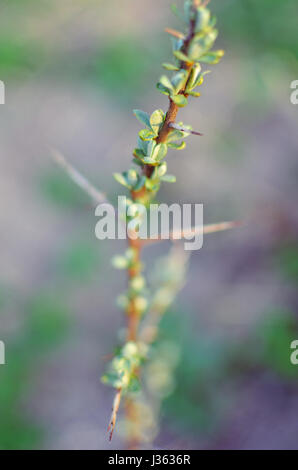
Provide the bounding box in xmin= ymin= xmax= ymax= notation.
xmin=116 ymin=0 xmax=216 ymax=445
xmin=53 ymin=0 xmax=237 ymax=447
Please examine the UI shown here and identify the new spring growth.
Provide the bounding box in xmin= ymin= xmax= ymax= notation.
xmin=102 ymin=0 xmax=225 ymax=442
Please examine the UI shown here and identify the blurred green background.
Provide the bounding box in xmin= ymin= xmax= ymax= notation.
xmin=0 ymin=0 xmax=298 ymax=450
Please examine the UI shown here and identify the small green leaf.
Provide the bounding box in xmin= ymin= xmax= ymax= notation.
xmin=133 ymin=175 xmax=146 ymax=191
xmin=156 ymin=162 xmax=167 ymax=177
xmin=162 ymin=62 xmax=180 ymax=71
xmin=152 ymin=143 xmax=168 ymax=161
xmin=133 ymin=148 xmax=146 ymax=160
xmin=133 ymin=109 xmax=151 ymax=128
xmin=172 ymin=37 xmax=184 ymax=53
xmin=171 ymin=94 xmax=188 ymax=107
xmin=195 ymin=7 xmax=211 ymax=32
xmin=201 ymin=29 xmax=218 ymax=50
xmin=186 ymin=63 xmax=202 ymax=90
xmin=189 ymin=42 xmax=205 ymax=61
xmin=127 ymin=169 xmax=138 ymax=185
xmin=190 ymin=70 xmax=211 ymax=92
xmin=145 ymin=178 xmax=160 ymax=191
xmin=167 ymin=129 xmax=185 ymax=143
xmin=147 ymin=140 xmax=157 ymax=157
xmin=139 ymin=129 xmax=156 ymax=141
xmin=157 ymin=82 xmax=171 ymax=96
xmin=188 ymin=91 xmax=201 ymax=97
xmin=113 ymin=172 xmax=130 ymax=188
xmin=173 ymin=50 xmax=192 ymax=63
xmin=159 ymin=75 xmax=174 ymax=92
xmin=161 ymin=174 xmax=176 ymax=183
xmin=184 ymin=0 xmax=194 ymax=23
xmin=209 ymin=16 xmax=217 ymax=29
xmin=200 ymin=50 xmax=224 ymax=64
xmin=171 ymin=70 xmax=189 ymax=93
xmin=138 ymin=136 xmax=148 ymax=153
xmin=150 ymin=109 xmax=164 ymax=135
xmin=133 ymin=158 xmax=143 ymax=167
xmin=168 ymin=141 xmax=186 ymax=150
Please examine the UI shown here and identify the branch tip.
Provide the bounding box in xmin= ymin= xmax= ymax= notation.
xmin=169 ymin=122 xmax=203 ymax=136
xmin=107 ymin=388 xmax=122 ymax=442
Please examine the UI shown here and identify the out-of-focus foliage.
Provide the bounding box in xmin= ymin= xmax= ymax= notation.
xmin=275 ymin=243 xmax=298 ymax=284
xmin=214 ymin=0 xmax=298 ymax=61
xmin=1 ymin=0 xmax=298 ymax=450
xmin=41 ymin=169 xmax=90 ymax=209
xmin=159 ymin=308 xmax=298 ymax=437
xmin=0 ymin=37 xmax=42 ymax=78
xmin=0 ymin=291 xmax=70 ymax=450
xmin=257 ymin=311 xmax=298 ymax=380
xmin=90 ymin=37 xmax=154 ymax=102
xmin=57 ymin=240 xmax=101 ymax=282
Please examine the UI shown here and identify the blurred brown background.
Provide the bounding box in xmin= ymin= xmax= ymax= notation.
xmin=0 ymin=0 xmax=298 ymax=450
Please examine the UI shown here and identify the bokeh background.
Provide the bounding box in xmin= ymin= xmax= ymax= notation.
xmin=0 ymin=0 xmax=298 ymax=450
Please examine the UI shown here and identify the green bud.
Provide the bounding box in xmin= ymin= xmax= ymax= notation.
xmin=122 ymin=341 xmax=139 ymax=358
xmin=130 ymin=275 xmax=146 ymax=292
xmin=112 ymin=255 xmax=129 ymax=269
xmin=134 ymin=296 xmax=148 ymax=314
